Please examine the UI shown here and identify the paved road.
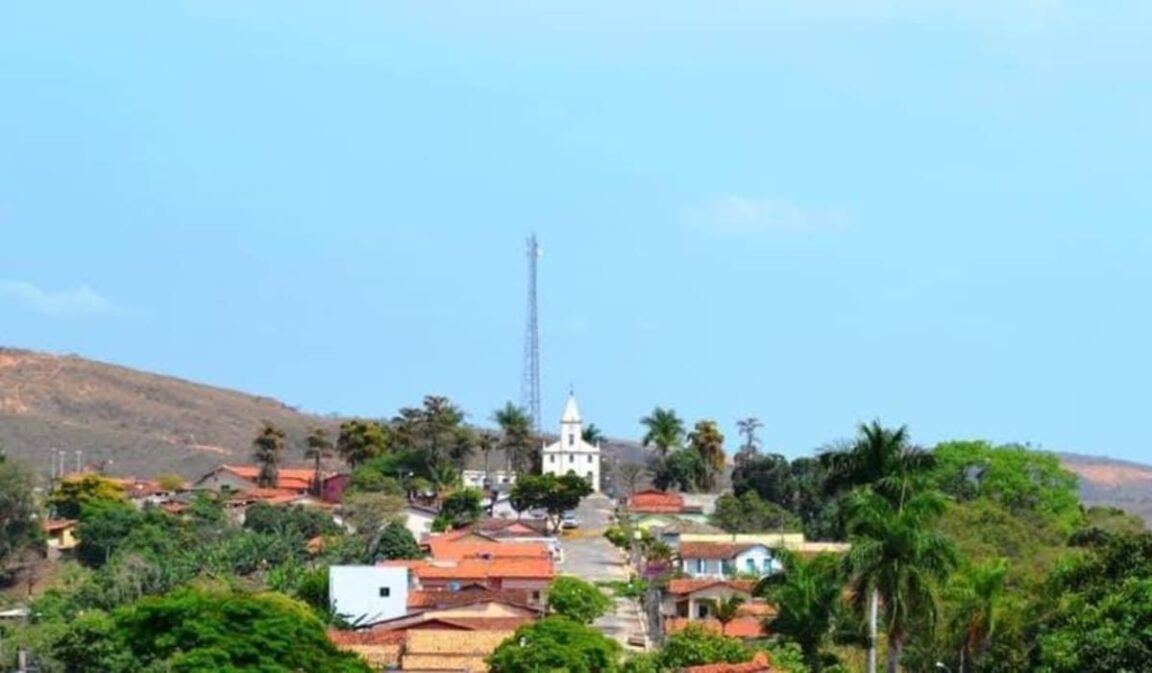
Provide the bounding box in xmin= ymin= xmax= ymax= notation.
xmin=559 ymin=494 xmax=627 ymax=581
xmin=557 ymin=494 xmax=648 ymax=651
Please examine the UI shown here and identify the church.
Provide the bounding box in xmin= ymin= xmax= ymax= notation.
xmin=540 ymin=393 xmax=601 ymax=492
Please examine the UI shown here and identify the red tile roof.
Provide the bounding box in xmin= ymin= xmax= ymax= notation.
xmin=665 ymin=617 xmax=765 ymax=639
xmin=684 ymin=652 xmax=773 ymax=673
xmin=406 ymin=589 xmax=535 ymax=610
xmin=382 ymin=558 xmax=554 ymax=582
xmin=679 ymin=542 xmax=757 ymax=560
xmin=629 ymin=489 xmax=685 ymax=514
xmin=666 ymin=579 xmax=756 ymax=596
xmin=44 ymin=519 xmax=76 ymax=533
xmin=220 ymin=465 xmax=329 ymax=492
xmin=413 ymin=617 xmax=536 ymax=631
xmin=425 ymin=538 xmax=551 ymax=562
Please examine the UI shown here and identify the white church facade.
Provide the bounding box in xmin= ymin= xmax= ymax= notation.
xmin=541 ymin=394 xmax=601 ymax=492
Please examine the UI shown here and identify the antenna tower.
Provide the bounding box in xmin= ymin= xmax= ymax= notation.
xmin=521 ymin=233 xmax=542 ymax=431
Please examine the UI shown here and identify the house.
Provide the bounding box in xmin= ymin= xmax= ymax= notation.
xmin=682 ymin=652 xmax=774 ymax=673
xmin=540 ymin=394 xmax=601 ymax=492
xmin=679 ymin=542 xmax=780 ymax=579
xmin=401 ymin=629 xmax=515 ymax=672
xmin=404 ymin=504 xmax=438 ymax=539
xmin=328 ymin=629 xmax=405 ymax=670
xmin=329 ymin=565 xmax=411 ymax=625
xmin=677 ymin=533 xmax=850 ymax=556
xmin=380 ymin=557 xmax=555 ymax=599
xmin=652 ymin=520 xmax=726 ymax=547
xmin=462 ymin=469 xmax=517 ymax=490
xmin=626 ymin=490 xmax=710 ymax=528
xmin=44 ymin=519 xmax=78 ymax=558
xmin=662 ymin=579 xmax=756 ymax=620
xmin=193 ymin=464 xmax=349 ymax=503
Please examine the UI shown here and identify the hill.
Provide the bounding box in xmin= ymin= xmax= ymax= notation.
xmin=0 ymin=347 xmax=337 ymax=479
xmin=0 ymin=347 xmax=1149 ymax=525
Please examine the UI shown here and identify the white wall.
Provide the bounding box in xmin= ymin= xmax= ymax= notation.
xmin=405 ymin=509 xmax=435 ymax=539
xmin=733 ymin=545 xmax=779 ymax=575
xmin=329 ymin=566 xmax=409 ymax=625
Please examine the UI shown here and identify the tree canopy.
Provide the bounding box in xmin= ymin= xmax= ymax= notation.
xmin=547 ymin=576 xmax=611 ymax=624
xmin=487 ymin=616 xmax=623 ymax=673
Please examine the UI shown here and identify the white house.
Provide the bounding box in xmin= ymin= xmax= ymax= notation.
xmin=329 ymin=565 xmax=410 ymax=626
xmin=541 ymin=394 xmax=601 ymax=492
xmin=462 ymin=469 xmax=518 ymax=490
xmin=679 ymin=542 xmax=780 ymax=579
xmin=403 ymin=504 xmax=438 ymax=540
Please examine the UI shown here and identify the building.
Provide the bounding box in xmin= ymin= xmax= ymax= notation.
xmin=677 ymin=533 xmax=850 ymax=556
xmin=329 ymin=565 xmax=410 ymax=625
xmin=540 ymin=394 xmax=600 ymax=492
xmin=679 ymin=542 xmax=780 ymax=579
xmin=662 ymin=579 xmax=756 ymax=620
xmin=462 ymin=469 xmax=517 ymax=490
xmin=192 ymin=464 xmax=349 ymax=503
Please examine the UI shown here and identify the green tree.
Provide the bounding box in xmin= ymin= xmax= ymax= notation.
xmin=947 ymin=559 xmax=1008 ymax=673
xmin=548 ymin=576 xmax=612 ymax=624
xmin=393 ymin=396 xmax=470 ymax=487
xmin=90 ymin=588 xmax=371 ymax=672
xmin=305 ymin=426 xmax=334 ymax=495
xmin=75 ymin=500 xmax=145 ymax=568
xmin=49 ymin=473 xmax=127 ymax=519
xmin=640 ymin=407 xmax=685 ymax=457
xmin=710 ymin=491 xmax=800 ymax=534
xmin=252 ymin=422 xmax=287 ymax=488
xmin=930 ymin=441 xmax=1082 ymax=535
xmin=487 ymin=616 xmax=622 ymax=673
xmin=757 ymin=551 xmax=843 ymax=672
xmin=0 ymin=454 xmax=41 ymax=578
xmin=821 ymin=421 xmax=935 ymax=507
xmin=343 ymin=492 xmax=405 ymax=544
xmin=436 ymin=488 xmax=484 ymax=530
xmin=510 ymin=473 xmax=593 ymax=533
xmin=652 ymin=448 xmax=706 ymax=493
xmin=374 ymin=521 xmax=423 ymax=561
xmin=243 ymin=503 xmax=338 ymax=540
xmin=582 ymin=423 xmax=605 ymax=445
xmin=688 ymin=420 xmax=726 ymax=492
xmin=844 ymin=489 xmax=958 ymax=673
xmin=713 ymin=594 xmax=746 ymax=628
xmin=493 ymin=402 xmax=536 ymax=474
xmin=336 ymin=419 xmax=390 ymax=468
xmin=657 ymin=622 xmax=752 ymax=669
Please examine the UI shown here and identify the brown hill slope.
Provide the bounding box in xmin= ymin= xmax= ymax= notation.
xmin=0 ymin=347 xmax=336 ymax=478
xmin=1058 ymin=452 xmax=1152 ymax=524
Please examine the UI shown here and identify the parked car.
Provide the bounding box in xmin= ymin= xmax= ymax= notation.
xmin=561 ymin=512 xmax=580 ymax=529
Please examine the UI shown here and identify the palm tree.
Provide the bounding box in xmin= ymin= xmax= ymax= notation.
xmin=688 ymin=420 xmax=726 ymax=492
xmin=582 ymin=423 xmax=605 ymax=446
xmin=640 ymin=407 xmax=685 ymax=457
xmin=712 ymin=594 xmax=747 ymax=632
xmin=948 ymin=559 xmax=1008 ymax=672
xmin=757 ymin=551 xmax=842 ymax=672
xmin=735 ymin=417 xmax=763 ymax=466
xmin=493 ymin=402 xmax=536 ymax=473
xmin=304 ymin=427 xmax=334 ymax=496
xmin=820 ymin=421 xmax=935 ymax=509
xmin=843 ymin=488 xmax=958 ymax=673
xmin=251 ymin=422 xmax=286 ymax=488
xmin=477 ymin=431 xmax=498 ymax=486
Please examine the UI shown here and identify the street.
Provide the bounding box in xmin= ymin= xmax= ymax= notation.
xmin=558 ymin=494 xmax=648 ymax=651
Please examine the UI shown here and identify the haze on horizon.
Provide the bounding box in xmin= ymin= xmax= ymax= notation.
xmin=1 ymin=2 xmax=1150 ymax=463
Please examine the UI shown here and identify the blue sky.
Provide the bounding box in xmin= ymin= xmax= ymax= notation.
xmin=2 ymin=2 xmax=1150 ymax=461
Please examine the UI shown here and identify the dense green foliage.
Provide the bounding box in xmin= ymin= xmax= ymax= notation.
xmin=434 ymin=487 xmax=484 ymax=530
xmin=756 ymin=552 xmax=842 ymax=672
xmin=510 ymin=472 xmax=594 ymax=532
xmin=49 ymin=473 xmax=127 ymax=519
xmin=374 ymin=521 xmax=423 ymax=560
xmin=0 ymin=454 xmax=42 ymax=584
xmin=48 ymin=588 xmax=371 ymax=673
xmin=547 ymin=576 xmax=612 ymax=624
xmin=711 ymin=490 xmax=801 ymax=534
xmin=487 ymin=616 xmax=623 ymax=673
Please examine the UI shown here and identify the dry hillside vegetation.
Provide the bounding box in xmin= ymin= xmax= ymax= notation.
xmin=0 ymin=348 xmax=336 ymax=478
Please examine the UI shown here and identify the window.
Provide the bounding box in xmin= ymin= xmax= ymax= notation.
xmin=569 ymin=454 xmax=574 ymax=463
xmin=586 ymin=472 xmax=593 ymax=482
xmin=549 ymin=455 xmax=555 ymax=464
xmin=568 ymin=433 xmax=575 ymax=446
xmin=696 ymin=558 xmax=705 ymax=573
xmin=379 ymin=587 xmax=391 ymax=598
xmin=588 ymin=455 xmax=593 ymax=463
xmin=697 ymin=603 xmax=709 ymax=618
xmin=746 ymin=558 xmax=756 ymax=572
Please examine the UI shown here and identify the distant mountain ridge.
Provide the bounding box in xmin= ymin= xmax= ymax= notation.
xmin=0 ymin=346 xmax=1148 ymax=524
